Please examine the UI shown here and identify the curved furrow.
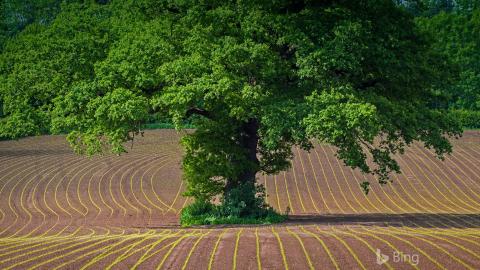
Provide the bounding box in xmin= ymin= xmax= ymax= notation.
xmin=345 ymin=227 xmax=419 ymax=270
xmin=331 ymin=226 xmax=395 ymax=270
xmin=0 ymin=153 xmax=56 ymax=224
xmin=90 ymin=154 xmax=144 ymax=220
xmin=324 ymin=147 xmax=376 ymax=213
xmin=129 ymin=230 xmax=196 ymax=269
xmin=130 ymin=156 xmax=171 ymax=217
xmin=0 ymin=228 xmax=94 ymax=258
xmin=292 ymin=149 xmax=320 ymax=214
xmin=398 ymin=154 xmax=473 ymax=213
xmin=148 ymin=157 xmax=183 ymax=214
xmin=120 ymin=156 xmax=164 ymax=218
xmin=311 ymin=146 xmax=348 ymax=213
xmin=0 ymin=155 xmax=67 ymax=237
xmin=118 ymin=231 xmax=182 ymax=270
xmin=374 ymin=226 xmax=476 ymax=269
xmin=270 ymin=227 xmax=290 ymax=270
xmin=414 ymin=146 xmax=480 ymax=206
xmin=406 ymin=147 xmax=480 ymax=212
xmin=13 ymin=155 xmax=81 ymax=238
xmin=306 ymin=226 xmax=367 ymax=270
xmin=97 ymin=153 xmax=160 ymax=221
xmin=335 ymin=145 xmax=480 ymax=230
xmin=285 ymin=227 xmax=315 ymax=270
xmin=207 ymin=229 xmax=228 ymax=270
xmin=445 ymin=148 xmax=480 ymax=193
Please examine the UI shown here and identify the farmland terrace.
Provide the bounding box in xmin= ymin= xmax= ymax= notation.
xmin=0 ymin=129 xmax=479 ymax=269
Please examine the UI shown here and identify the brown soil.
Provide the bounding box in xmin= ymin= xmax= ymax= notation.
xmin=0 ymin=129 xmax=479 ymax=269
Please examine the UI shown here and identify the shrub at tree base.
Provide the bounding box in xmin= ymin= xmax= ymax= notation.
xmin=180 ymin=183 xmax=286 ymax=226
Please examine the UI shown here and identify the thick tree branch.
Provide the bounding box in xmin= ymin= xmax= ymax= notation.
xmin=186 ymin=107 xmax=212 ymax=119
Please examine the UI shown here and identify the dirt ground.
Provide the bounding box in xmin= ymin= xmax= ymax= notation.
xmin=0 ymin=130 xmax=479 ymax=269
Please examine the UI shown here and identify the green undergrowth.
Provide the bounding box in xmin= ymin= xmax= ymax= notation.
xmin=180 ymin=201 xmax=286 ymax=226
xmin=180 ymin=183 xmax=287 ymax=226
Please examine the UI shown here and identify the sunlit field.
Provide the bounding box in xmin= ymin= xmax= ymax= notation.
xmin=0 ymin=130 xmax=479 ymax=269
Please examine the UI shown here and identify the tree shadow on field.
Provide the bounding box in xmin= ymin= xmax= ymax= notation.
xmin=283 ymin=213 xmax=480 ymax=228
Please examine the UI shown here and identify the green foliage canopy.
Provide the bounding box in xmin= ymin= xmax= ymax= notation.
xmin=0 ymin=0 xmax=462 ymax=201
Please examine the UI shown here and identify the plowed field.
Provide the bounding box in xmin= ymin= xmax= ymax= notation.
xmin=1 ymin=130 xmax=479 ymax=269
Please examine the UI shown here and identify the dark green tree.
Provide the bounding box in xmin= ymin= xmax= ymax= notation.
xmin=416 ymin=7 xmax=480 ymax=127
xmin=1 ymin=0 xmax=66 ymax=50
xmin=0 ymin=0 xmax=462 ymax=220
xmin=396 ymin=0 xmax=480 ymax=16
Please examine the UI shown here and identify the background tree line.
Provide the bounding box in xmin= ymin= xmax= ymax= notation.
xmin=398 ymin=0 xmax=480 ymax=127
xmin=1 ymin=0 xmax=479 ymax=130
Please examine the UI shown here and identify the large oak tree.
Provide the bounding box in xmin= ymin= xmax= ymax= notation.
xmin=0 ymin=0 xmax=462 ymax=216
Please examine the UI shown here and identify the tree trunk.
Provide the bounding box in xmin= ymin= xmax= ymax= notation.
xmin=225 ymin=118 xmax=260 ymax=193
